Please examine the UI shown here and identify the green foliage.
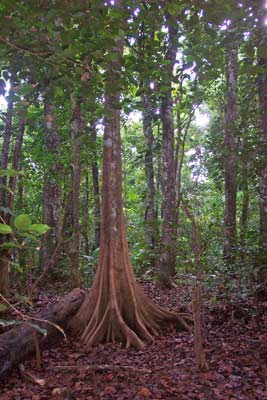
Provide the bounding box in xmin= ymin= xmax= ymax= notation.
xmin=0 ymin=168 xmax=23 ymax=177
xmin=0 ymin=224 xmax=12 ymax=234
xmin=13 ymin=215 xmax=50 ymax=235
xmin=0 ymin=0 xmax=264 ymax=293
xmin=14 ymin=214 xmax=32 ymax=230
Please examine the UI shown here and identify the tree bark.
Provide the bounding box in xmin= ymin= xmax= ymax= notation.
xmin=61 ymin=191 xmax=73 ymax=256
xmin=159 ymin=11 xmax=178 ymax=286
xmin=142 ymin=90 xmax=157 ymax=261
xmin=0 ymin=86 xmax=14 ymax=297
xmin=82 ymin=174 xmax=90 ymax=255
xmin=175 ymin=110 xmax=193 ymax=219
xmin=223 ymin=47 xmax=239 ymax=265
xmin=69 ymin=94 xmax=81 ymax=288
xmin=258 ymin=53 xmax=267 ymax=268
xmin=0 ymin=87 xmax=13 ymax=208
xmin=240 ymin=141 xmax=249 ymax=236
xmin=0 ymin=288 xmax=85 ymax=379
xmin=91 ymin=123 xmax=101 ymax=250
xmin=7 ymin=117 xmax=26 ymax=225
xmin=70 ymin=25 xmax=190 ymax=350
xmin=40 ymin=87 xmax=62 ymax=271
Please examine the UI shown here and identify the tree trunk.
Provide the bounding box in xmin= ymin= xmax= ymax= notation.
xmin=82 ymin=174 xmax=90 ymax=255
xmin=61 ymin=191 xmax=73 ymax=256
xmin=240 ymin=142 xmax=249 ymax=237
xmin=159 ymin=12 xmax=178 ymax=286
xmin=142 ymin=90 xmax=157 ymax=262
xmin=175 ymin=110 xmax=193 ymax=220
xmin=0 ymin=87 xmax=13 ymax=208
xmin=0 ymin=288 xmax=85 ymax=379
xmin=91 ymin=123 xmax=101 ymax=250
xmin=70 ymin=28 xmax=190 ymax=350
xmin=69 ymin=94 xmax=81 ymax=288
xmin=0 ymin=87 xmax=14 ymax=297
xmin=7 ymin=117 xmax=26 ymax=225
xmin=223 ymin=47 xmax=239 ymax=265
xmin=258 ymin=52 xmax=267 ymax=269
xmin=40 ymin=87 xmax=62 ymax=271
xmin=17 ymin=173 xmax=24 ymax=212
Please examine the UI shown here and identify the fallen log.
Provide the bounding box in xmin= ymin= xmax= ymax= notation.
xmin=0 ymin=288 xmax=85 ymax=379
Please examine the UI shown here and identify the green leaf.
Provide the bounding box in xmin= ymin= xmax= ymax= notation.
xmin=0 ymin=241 xmax=19 ymax=249
xmin=0 ymin=168 xmax=23 ymax=177
xmin=0 ymin=223 xmax=12 ymax=234
xmin=15 ymin=83 xmax=35 ymax=96
xmin=0 ymin=304 xmax=8 ymax=312
xmin=14 ymin=214 xmax=32 ymax=230
xmin=28 ymin=224 xmax=50 ymax=235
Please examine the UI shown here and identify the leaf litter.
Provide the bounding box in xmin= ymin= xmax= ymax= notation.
xmin=0 ymin=280 xmax=266 ymax=400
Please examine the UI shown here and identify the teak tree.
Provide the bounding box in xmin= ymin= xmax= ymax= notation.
xmin=70 ymin=32 xmax=190 ymax=349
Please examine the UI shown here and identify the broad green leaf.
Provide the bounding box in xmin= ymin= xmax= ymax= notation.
xmin=29 ymin=224 xmax=50 ymax=235
xmin=14 ymin=214 xmax=32 ymax=230
xmin=0 ymin=223 xmax=12 ymax=234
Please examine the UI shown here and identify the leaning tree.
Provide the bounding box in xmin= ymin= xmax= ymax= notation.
xmin=70 ymin=11 xmax=190 ymax=349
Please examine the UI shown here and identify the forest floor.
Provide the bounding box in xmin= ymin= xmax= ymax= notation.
xmin=1 ymin=279 xmax=267 ymax=400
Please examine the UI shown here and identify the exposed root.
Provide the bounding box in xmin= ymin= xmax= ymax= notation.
xmin=70 ymin=264 xmax=192 ymax=349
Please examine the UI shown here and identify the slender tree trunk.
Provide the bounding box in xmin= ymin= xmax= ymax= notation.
xmin=240 ymin=144 xmax=249 ymax=235
xmin=70 ymin=26 xmax=190 ymax=349
xmin=91 ymin=123 xmax=101 ymax=249
xmin=142 ymin=90 xmax=157 ymax=260
xmin=0 ymin=87 xmax=13 ymax=208
xmin=61 ymin=191 xmax=73 ymax=256
xmin=258 ymin=53 xmax=267 ymax=269
xmin=17 ymin=173 xmax=24 ymax=212
xmin=137 ymin=27 xmax=157 ymax=262
xmin=7 ymin=117 xmax=26 ymax=225
xmin=83 ymin=174 xmax=90 ymax=255
xmin=175 ymin=110 xmax=193 ymax=218
xmin=239 ymin=154 xmax=249 ymax=265
xmin=40 ymin=87 xmax=62 ymax=271
xmin=159 ymin=12 xmax=178 ymax=286
xmin=0 ymin=87 xmax=13 ymax=297
xmin=223 ymin=47 xmax=239 ymax=265
xmin=155 ymin=123 xmax=162 ymax=228
xmin=69 ymin=94 xmax=81 ymax=288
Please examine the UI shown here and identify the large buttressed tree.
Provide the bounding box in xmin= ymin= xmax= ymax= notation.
xmin=70 ymin=3 xmax=190 ymax=349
